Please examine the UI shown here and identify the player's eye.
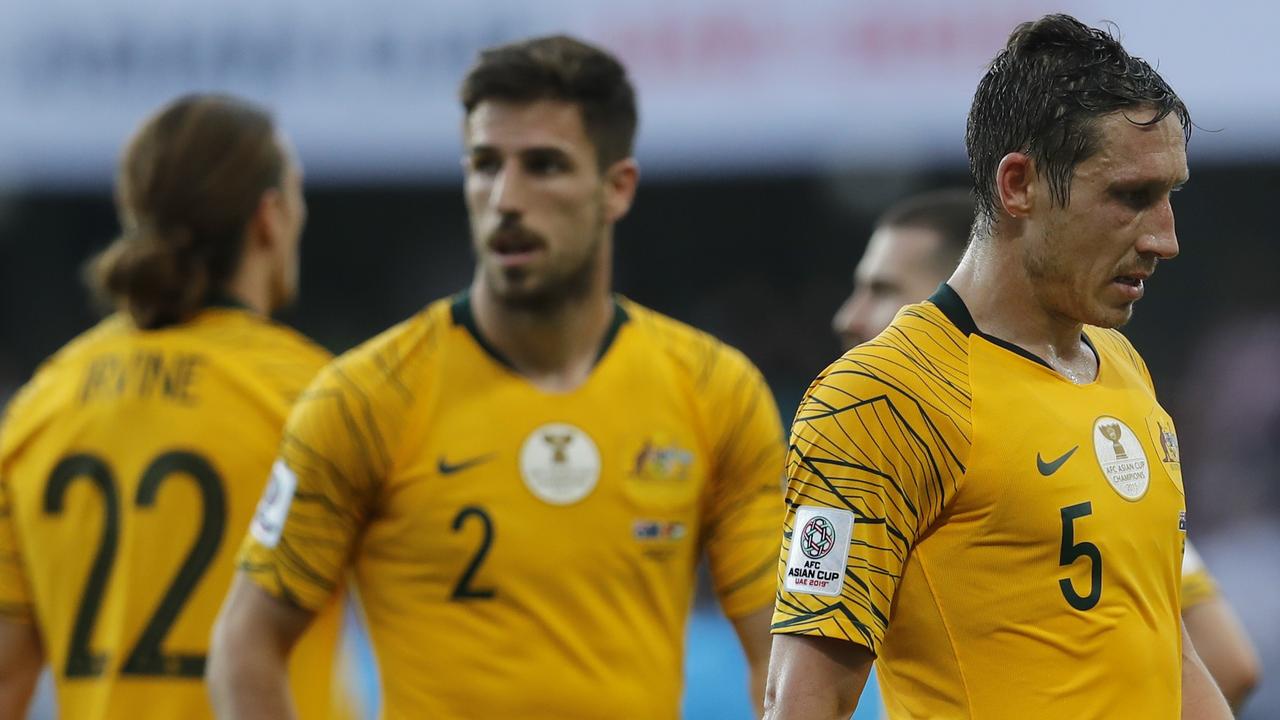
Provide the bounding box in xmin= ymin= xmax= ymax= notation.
xmin=1115 ymin=188 xmax=1153 ymax=209
xmin=468 ymin=153 xmax=502 ymax=176
xmin=524 ymin=152 xmax=570 ymax=176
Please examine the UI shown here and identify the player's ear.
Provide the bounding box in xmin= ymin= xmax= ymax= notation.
xmin=601 ymin=158 xmax=639 ymax=224
xmin=247 ymin=187 xmax=287 ymax=252
xmin=995 ymin=152 xmax=1035 ymax=220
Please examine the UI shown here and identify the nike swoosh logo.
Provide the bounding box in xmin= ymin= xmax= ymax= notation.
xmin=1037 ymin=446 xmax=1079 ymax=476
xmin=438 ymin=454 xmax=495 ymax=476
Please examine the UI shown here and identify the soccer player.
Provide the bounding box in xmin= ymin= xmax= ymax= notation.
xmin=0 ymin=94 xmax=347 ymax=719
xmin=833 ymin=187 xmax=1261 ymax=709
xmin=208 ymin=35 xmax=784 ymax=720
xmin=764 ymin=15 xmax=1233 ymax=719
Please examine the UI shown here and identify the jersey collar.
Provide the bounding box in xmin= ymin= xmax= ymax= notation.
xmin=449 ymin=291 xmax=630 ymax=371
xmin=927 ymin=282 xmax=1097 ymax=372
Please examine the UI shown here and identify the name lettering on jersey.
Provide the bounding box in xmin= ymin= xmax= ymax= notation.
xmin=250 ymin=460 xmax=298 ymax=548
xmin=79 ymin=351 xmax=204 ymax=405
xmin=1091 ymin=416 xmax=1149 ymax=501
xmin=784 ymin=506 xmax=853 ymax=597
xmin=519 ymin=423 xmax=600 ymax=505
xmin=1145 ymin=409 xmax=1184 ymax=494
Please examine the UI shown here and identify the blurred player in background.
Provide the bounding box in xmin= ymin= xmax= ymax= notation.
xmin=209 ymin=35 xmax=783 ymax=720
xmin=833 ymin=187 xmax=1259 ymax=710
xmin=766 ymin=15 xmax=1232 ymax=719
xmin=0 ymin=94 xmax=349 ymax=719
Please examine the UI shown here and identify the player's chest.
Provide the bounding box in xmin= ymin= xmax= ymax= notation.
xmin=368 ymin=383 xmax=711 ymax=568
xmin=958 ymin=347 xmax=1186 ymax=566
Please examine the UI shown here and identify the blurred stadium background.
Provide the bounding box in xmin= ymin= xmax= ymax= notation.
xmin=1 ymin=1 xmax=1276 ymax=717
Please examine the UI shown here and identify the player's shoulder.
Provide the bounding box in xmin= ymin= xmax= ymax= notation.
xmin=823 ymin=296 xmax=972 ymax=401
xmin=0 ymin=314 xmax=133 ymax=458
xmin=190 ymin=308 xmax=329 ymax=366
xmin=619 ymin=297 xmax=765 ymax=392
xmin=315 ymin=297 xmax=451 ymax=404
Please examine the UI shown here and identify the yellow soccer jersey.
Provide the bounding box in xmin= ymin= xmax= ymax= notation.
xmin=239 ymin=293 xmax=784 ymax=720
xmin=0 ymin=307 xmax=347 ymax=720
xmin=1181 ymin=540 xmax=1218 ymax=610
xmin=773 ymin=285 xmax=1186 ymax=719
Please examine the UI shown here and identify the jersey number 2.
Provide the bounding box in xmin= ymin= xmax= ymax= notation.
xmin=44 ymin=451 xmax=225 ymax=679
xmin=1058 ymin=501 xmax=1103 ymax=611
xmin=450 ymin=506 xmax=496 ymax=600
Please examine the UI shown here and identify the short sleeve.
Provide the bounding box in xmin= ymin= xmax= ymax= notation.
xmin=0 ymin=476 xmax=33 ymax=622
xmin=1180 ymin=540 xmax=1218 ymax=610
xmin=238 ymin=364 xmax=387 ymax=611
xmin=701 ymin=349 xmax=785 ymax=618
xmin=771 ymin=349 xmax=970 ymax=654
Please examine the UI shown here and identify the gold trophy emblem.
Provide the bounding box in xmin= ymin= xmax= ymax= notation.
xmin=1099 ymin=423 xmax=1127 ymax=460
xmin=544 ymin=433 xmax=573 ymax=463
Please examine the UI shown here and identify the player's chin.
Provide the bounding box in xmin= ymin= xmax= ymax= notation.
xmin=1086 ymin=300 xmax=1136 ymax=329
xmin=489 ymin=269 xmax=551 ymax=306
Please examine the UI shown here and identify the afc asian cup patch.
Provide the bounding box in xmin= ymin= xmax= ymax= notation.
xmin=1091 ymin=416 xmax=1149 ymax=501
xmin=250 ymin=459 xmax=297 ymax=548
xmin=519 ymin=423 xmax=600 ymax=506
xmin=784 ymin=506 xmax=853 ymax=597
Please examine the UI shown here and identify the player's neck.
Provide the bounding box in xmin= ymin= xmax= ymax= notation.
xmin=948 ymin=240 xmax=1097 ymax=382
xmin=470 ymin=276 xmax=616 ymax=394
xmin=221 ymin=270 xmax=270 ymax=317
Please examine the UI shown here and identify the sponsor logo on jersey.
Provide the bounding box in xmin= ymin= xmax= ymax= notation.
xmin=437 ymin=453 xmax=495 ymax=476
xmin=519 ymin=423 xmax=600 ymax=505
xmin=1091 ymin=416 xmax=1149 ymax=500
xmin=784 ymin=506 xmax=853 ymax=597
xmin=250 ymin=459 xmax=297 ymax=548
xmin=1179 ymin=511 xmax=1188 ymax=533
xmin=1036 ymin=446 xmax=1078 ymax=476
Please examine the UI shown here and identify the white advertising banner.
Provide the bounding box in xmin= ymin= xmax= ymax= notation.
xmin=0 ymin=0 xmax=1276 ymax=187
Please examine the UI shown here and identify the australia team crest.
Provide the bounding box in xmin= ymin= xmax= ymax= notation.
xmin=1145 ymin=408 xmax=1184 ymax=494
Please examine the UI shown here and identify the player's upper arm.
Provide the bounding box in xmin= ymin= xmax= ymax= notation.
xmin=772 ymin=344 xmax=971 ymax=655
xmin=698 ymin=343 xmax=786 ymax=618
xmin=237 ymin=361 xmax=388 ymax=612
xmin=0 ymin=473 xmax=33 ymax=624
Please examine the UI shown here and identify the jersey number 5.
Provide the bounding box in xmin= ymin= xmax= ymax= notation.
xmin=1058 ymin=501 xmax=1103 ymax=611
xmin=44 ymin=451 xmax=225 ymax=679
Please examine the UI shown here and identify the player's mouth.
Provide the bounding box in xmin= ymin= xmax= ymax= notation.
xmin=488 ymin=230 xmax=547 ymax=268
xmin=1111 ymin=270 xmax=1150 ymax=300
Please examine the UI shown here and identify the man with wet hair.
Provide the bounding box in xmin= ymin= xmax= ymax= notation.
xmin=765 ymin=15 xmax=1232 ymax=719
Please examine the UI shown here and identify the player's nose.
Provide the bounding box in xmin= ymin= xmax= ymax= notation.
xmin=1137 ymin=196 xmax=1179 ymax=260
xmin=832 ymin=293 xmax=867 ymax=351
xmin=491 ymin=166 xmax=529 ymax=215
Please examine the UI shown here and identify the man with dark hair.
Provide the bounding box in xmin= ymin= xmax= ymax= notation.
xmin=765 ymin=15 xmax=1233 ymax=719
xmin=210 ymin=35 xmax=782 ymax=720
xmin=834 ymin=185 xmax=1261 ymax=710
xmin=0 ymin=94 xmax=349 ymax=720
xmin=831 ymin=188 xmax=973 ymax=350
